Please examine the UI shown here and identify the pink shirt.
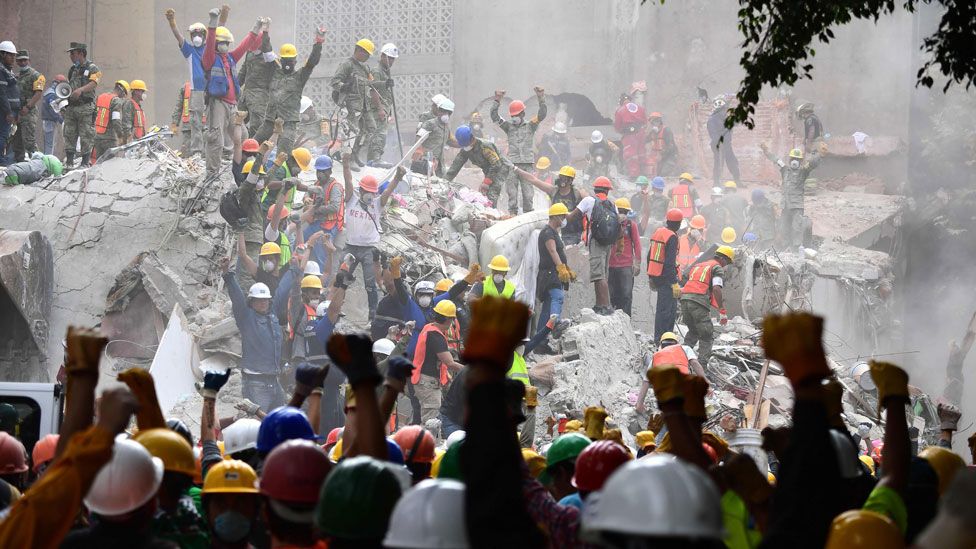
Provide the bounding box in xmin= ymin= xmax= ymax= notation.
xmin=609 ymin=219 xmax=642 ymax=268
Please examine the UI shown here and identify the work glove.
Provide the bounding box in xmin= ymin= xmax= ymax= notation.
xmin=545 ymin=314 xmax=558 ymax=331
xmin=493 ymin=89 xmax=506 ymax=100
xmin=168 ymin=123 xmax=179 ymax=134
xmin=462 ymin=296 xmax=530 ymax=374
xmin=198 ymin=369 xmax=231 ymax=399
xmin=534 ymin=85 xmax=545 ymax=96
xmin=719 ymin=308 xmax=729 ymax=326
xmin=937 ymin=401 xmax=962 ymax=431
xmin=602 ymin=429 xmax=627 ymax=452
xmin=463 ymin=263 xmax=483 ymax=284
xmin=683 ymin=375 xmax=709 ymax=420
xmin=672 ymin=283 xmax=682 ymax=299
xmin=385 ymin=356 xmax=415 ymax=393
xmin=233 ymin=110 xmax=247 ymax=125
xmin=857 ymin=422 xmax=872 ymax=439
xmin=218 ymin=4 xmax=230 ymax=25
xmin=327 ymin=333 xmax=382 ymax=387
xmin=647 ymin=411 xmax=665 ymax=433
xmin=273 ymin=118 xmax=284 ymax=134
xmin=333 ymin=262 xmax=354 ymax=289
xmin=390 ymin=255 xmax=403 ymax=279
xmin=251 ymin=17 xmax=262 ymax=34
xmin=208 ymin=7 xmax=220 ymax=27
xmin=822 ymin=378 xmax=845 ymax=428
xmin=647 ymin=364 xmax=685 ymax=404
xmin=117 ymin=368 xmax=166 ymax=431
xmin=584 ymin=406 xmax=608 ymax=439
xmin=761 ymin=312 xmax=830 ymax=386
xmin=164 ymin=8 xmax=176 ymax=22
xmin=295 ymin=362 xmax=329 ymax=391
xmin=64 ymin=326 xmax=108 ymax=378
xmin=315 ymin=26 xmax=326 ymax=44
xmin=524 ymin=385 xmax=539 ymax=408
xmin=235 ymin=398 xmax=261 ymax=416
xmin=868 ymin=360 xmax=909 ymax=411
xmin=274 ymin=151 xmax=288 ymax=166
xmin=258 ymin=140 xmax=273 ymax=156
xmin=557 ymin=264 xmax=572 ymax=284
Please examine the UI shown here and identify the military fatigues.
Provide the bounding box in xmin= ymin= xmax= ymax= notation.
xmin=12 ymin=65 xmax=44 ymax=161
xmin=417 ymin=112 xmax=450 ymax=176
xmin=700 ymin=202 xmax=731 ymax=243
xmin=367 ymin=61 xmax=394 ymax=162
xmin=330 ymin=57 xmax=375 ymax=160
xmin=93 ymin=94 xmax=131 ymax=159
xmin=764 ymin=150 xmax=820 ymax=246
xmin=632 ymin=190 xmax=670 ymax=234
xmin=63 ymin=59 xmax=101 ymax=164
xmin=490 ymin=97 xmax=547 ymax=213
xmin=238 ymin=35 xmax=275 ymax=136
xmin=171 ymin=85 xmax=192 ymax=156
xmin=680 ymin=262 xmax=725 ymax=365
xmin=445 ymin=137 xmax=515 ymax=211
xmin=746 ymin=200 xmax=777 ymax=247
xmin=253 ymin=42 xmax=322 ymax=157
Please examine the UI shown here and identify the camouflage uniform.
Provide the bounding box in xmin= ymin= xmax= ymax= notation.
xmin=490 ymin=97 xmax=547 ymax=213
xmin=329 ymin=56 xmax=375 ymax=159
xmin=12 ymin=61 xmax=44 ymax=161
xmin=679 ymin=262 xmax=725 ymax=365
xmin=63 ymin=53 xmax=101 ymax=164
xmin=700 ymin=201 xmax=731 ymax=243
xmin=417 ymin=113 xmax=450 ymax=177
xmin=366 ymin=61 xmax=394 ymax=162
xmin=238 ymin=34 xmax=276 ymax=136
xmin=632 ymin=189 xmax=670 ymax=234
xmin=445 ymin=137 xmax=516 ymax=212
xmin=746 ymin=199 xmax=777 ymax=246
xmin=171 ymin=85 xmax=192 ymax=156
xmin=93 ymin=94 xmax=130 ymax=159
xmin=764 ymin=149 xmax=820 ymax=246
xmin=253 ymin=42 xmax=322 ymax=156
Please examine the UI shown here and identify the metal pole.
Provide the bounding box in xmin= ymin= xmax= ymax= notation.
xmin=390 ymin=87 xmax=404 ymax=159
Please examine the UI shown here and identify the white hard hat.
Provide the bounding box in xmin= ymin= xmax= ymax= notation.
xmin=222 ymin=418 xmax=262 ymax=455
xmin=830 ymin=430 xmax=862 ymax=480
xmin=0 ymin=41 xmax=16 ymax=55
xmin=590 ymin=130 xmax=603 ymax=143
xmin=552 ymin=122 xmax=567 ymax=134
xmin=414 ymin=280 xmax=436 ymax=295
xmin=315 ymin=300 xmax=332 ymax=317
xmin=300 ymin=95 xmax=313 ymax=114
xmin=372 ymin=338 xmax=396 ymax=356
xmin=711 ymin=186 xmax=724 ymax=196
xmin=445 ymin=429 xmax=466 ymax=448
xmin=247 ymin=282 xmax=272 ymax=299
xmin=431 ymin=93 xmax=447 ymax=106
xmin=303 ymin=261 xmax=322 ymax=276
xmin=439 ymin=98 xmax=455 ymax=113
xmin=581 ymin=454 xmax=723 ymax=541
xmin=85 ymin=438 xmax=164 ymax=517
xmin=384 ymin=479 xmax=469 ymax=549
xmin=380 ymin=43 xmax=399 ymax=58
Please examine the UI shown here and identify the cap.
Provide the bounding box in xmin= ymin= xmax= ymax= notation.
xmin=66 ymin=42 xmax=87 ymax=52
xmin=15 ymin=50 xmax=29 ymax=60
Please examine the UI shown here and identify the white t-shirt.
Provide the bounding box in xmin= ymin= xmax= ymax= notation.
xmin=576 ymin=195 xmax=617 ymax=220
xmin=344 ymin=189 xmax=382 ymax=246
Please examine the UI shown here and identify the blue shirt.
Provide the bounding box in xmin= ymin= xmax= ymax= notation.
xmin=180 ymin=41 xmax=207 ymax=90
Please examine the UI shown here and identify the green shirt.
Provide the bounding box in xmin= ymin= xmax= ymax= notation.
xmin=862 ymin=484 xmax=907 ymax=534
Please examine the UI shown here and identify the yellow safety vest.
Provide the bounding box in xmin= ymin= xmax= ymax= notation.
xmin=483 ymin=277 xmax=515 ymax=298
xmin=507 ymin=352 xmax=530 ymax=386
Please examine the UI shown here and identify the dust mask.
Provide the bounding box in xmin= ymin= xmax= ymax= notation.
xmin=191 ymin=36 xmax=204 ymax=47
xmin=790 ymin=160 xmax=800 ymax=169
xmin=439 ymin=114 xmax=450 ymax=124
xmin=463 ymin=145 xmax=474 ymax=152
xmin=560 ymin=219 xmax=568 ymax=228
xmin=261 ymin=259 xmax=276 ymax=272
xmin=213 ymin=511 xmax=252 ymax=543
xmin=418 ymin=295 xmax=432 ymax=308
xmin=308 ymin=298 xmax=321 ymax=308
xmin=217 ymin=42 xmax=230 ymax=53
xmin=492 ymin=274 xmax=505 ymax=285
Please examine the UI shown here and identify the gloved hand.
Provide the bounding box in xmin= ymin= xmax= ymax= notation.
xmin=165 ymin=8 xmax=176 ymax=22
xmin=235 ymin=398 xmax=261 ymax=416
xmin=199 ymin=369 xmax=231 ymax=399
xmin=462 ymin=296 xmax=530 ymax=374
xmin=647 ymin=365 xmax=685 ymax=404
xmin=274 ymin=118 xmax=284 ymax=134
xmin=219 ymin=4 xmax=230 ymax=25
xmin=557 ymin=264 xmax=572 ymax=284
xmin=333 ymin=262 xmax=354 ymax=289
xmin=64 ymin=326 xmax=108 ymax=378
xmin=584 ymin=406 xmax=608 ymax=440
xmin=702 ymin=431 xmax=729 ymax=459
xmin=857 ymin=422 xmax=872 ymax=439
xmin=260 ymin=16 xmax=271 ymax=31
xmin=258 ymin=140 xmax=273 ymax=156
xmin=390 ymin=255 xmax=403 ymax=279
xmin=534 ymin=85 xmax=545 ymax=97
xmin=251 ymin=16 xmax=262 ymax=34
xmin=463 ymin=263 xmax=482 ymax=284
xmin=761 ymin=312 xmax=830 ymax=385
xmin=672 ymin=283 xmax=682 ymax=299
xmin=168 ymin=123 xmax=179 ymax=134
xmin=524 ymin=385 xmax=539 ymax=407
xmin=602 ymin=428 xmax=626 ymax=450
xmin=683 ymin=375 xmax=709 ymax=420
xmin=386 ymin=356 xmax=415 ymax=385
xmin=937 ymin=401 xmax=962 ymax=431
xmin=327 ymin=333 xmax=382 ymax=387
xmin=315 ymin=26 xmax=326 ymax=44
xmin=233 ymin=110 xmax=248 ymax=125
xmin=274 ymin=151 xmax=288 ymax=166
xmin=494 ymin=89 xmax=506 ymax=100
xmin=868 ymin=360 xmax=909 ymax=410
xmin=545 ymin=314 xmax=558 ymax=330
xmin=295 ymin=362 xmax=329 ymax=391
xmin=117 ymin=368 xmax=166 ymax=430
xmin=208 ymin=7 xmax=220 ymax=26
xmin=719 ymin=308 xmax=728 ymax=326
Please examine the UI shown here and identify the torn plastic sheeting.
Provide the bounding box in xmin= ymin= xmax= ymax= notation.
xmin=149 ymin=304 xmax=201 ymax=415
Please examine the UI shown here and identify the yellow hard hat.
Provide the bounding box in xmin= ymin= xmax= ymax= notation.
xmin=548 ymin=203 xmax=569 ymax=216
xmin=279 ymin=43 xmax=298 ymax=58
xmin=789 ymin=148 xmax=804 ymax=159
xmin=614 ymin=197 xmax=632 ymax=211
xmin=433 ymin=299 xmax=457 ymax=318
xmin=215 ymin=26 xmax=234 ymax=42
xmin=291 ymin=147 xmax=312 ymax=171
xmin=301 ymin=275 xmax=323 ymax=289
xmin=659 ymin=331 xmax=678 ymax=343
xmin=767 ymin=471 xmax=776 ymax=485
xmin=858 ymin=454 xmax=875 ymax=476
xmin=129 ymin=79 xmax=147 ymax=91
xmin=679 ymin=172 xmax=694 ymax=181
xmin=434 ymin=278 xmax=452 ymax=293
xmin=133 ymin=428 xmax=196 ymax=477
xmin=522 ymin=448 xmax=547 ymax=479
xmin=488 ymin=254 xmax=510 ymax=272
xmin=430 ymin=448 xmax=446 ymax=478
xmin=635 ymin=430 xmax=657 ymax=449
xmin=563 ymin=419 xmax=583 ymax=433
xmin=115 ymin=80 xmax=130 ymax=94
xmin=535 ymin=156 xmax=551 ymax=170
xmin=825 ymin=510 xmax=903 ymax=549
xmin=558 ymin=166 xmax=577 ymax=178
xmin=241 ymin=159 xmax=265 ymax=175
xmin=259 ymin=242 xmax=282 ymax=256
xmin=202 ymin=459 xmax=259 ymax=494
xmin=919 ymin=446 xmax=965 ymax=495
xmin=355 ymin=38 xmax=375 ymax=55
xmin=723 ymin=180 xmax=737 ymax=189
xmin=716 ymin=245 xmax=735 ymax=261
xmin=721 ymin=227 xmax=737 ymax=244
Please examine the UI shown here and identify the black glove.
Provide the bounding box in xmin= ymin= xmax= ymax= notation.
xmin=295 ymin=362 xmax=329 ymax=389
xmin=331 ymin=90 xmax=340 ymax=103
xmin=327 ymin=333 xmax=382 ymax=387
xmin=386 ymin=356 xmax=414 ymax=383
xmin=200 ymin=369 xmax=231 ymax=398
xmin=333 ymin=266 xmax=354 ymax=289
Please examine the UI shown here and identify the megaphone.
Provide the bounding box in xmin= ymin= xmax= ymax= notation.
xmin=54 ymin=82 xmax=72 ymax=100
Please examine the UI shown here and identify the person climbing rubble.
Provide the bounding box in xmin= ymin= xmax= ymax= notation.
xmin=446 ymin=125 xmax=518 ymax=214
xmin=490 ymin=86 xmax=547 ymax=213
xmin=647 ymin=208 xmax=684 ymax=340
xmin=701 ymin=186 xmax=731 ymax=244
xmin=679 ymin=245 xmax=734 ymax=365
xmin=516 ymin=164 xmax=588 ymax=244
xmin=608 ymin=198 xmax=641 ymax=316
xmin=565 ymin=176 xmax=619 ymax=315
xmin=414 ymin=94 xmax=456 ymax=177
xmin=538 ymin=121 xmax=571 ymax=168
xmin=761 ymin=141 xmax=824 ymax=247
xmin=585 ymin=130 xmax=617 ymax=182
xmin=634 ymin=331 xmax=706 ymax=413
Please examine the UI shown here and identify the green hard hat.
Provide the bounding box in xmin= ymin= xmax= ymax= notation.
xmin=546 ymin=433 xmax=591 ymax=469
xmin=437 ymin=439 xmax=463 ymax=480
xmin=316 ymin=456 xmax=402 ymax=540
xmin=635 ymin=175 xmax=649 ymax=186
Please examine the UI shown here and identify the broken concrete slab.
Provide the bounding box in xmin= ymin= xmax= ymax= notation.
xmin=0 ymin=230 xmax=54 ymax=381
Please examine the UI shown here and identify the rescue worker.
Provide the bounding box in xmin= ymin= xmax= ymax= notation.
xmin=11 ymin=49 xmax=44 ymax=162
xmin=540 ymin=432 xmax=591 ymax=502
xmin=415 ymin=94 xmax=456 ymax=177
xmin=746 ymin=188 xmax=777 ymax=247
xmin=700 ymin=186 xmax=731 ymax=243
xmin=411 ymin=299 xmax=465 ymax=424
xmin=260 ymin=440 xmax=334 ymax=549
xmin=537 ymin=203 xmax=573 ymax=326
xmin=236 ymin=26 xmax=276 ymax=136
xmin=366 ymin=42 xmax=398 ymax=165
xmin=490 ymin=86 xmax=547 ymax=213
xmin=92 ymin=80 xmax=131 ymax=160
xmin=200 ymin=459 xmax=261 ymax=549
xmin=679 ymin=245 xmax=734 ymax=365
xmin=516 ymin=164 xmax=587 ymax=244
xmin=62 ymin=42 xmax=102 ymax=168
xmin=236 ymin=236 xmax=285 ymax=297
xmin=797 ymin=102 xmax=824 ymax=154
xmin=468 ymin=110 xmax=485 ymax=139
xmin=0 ymin=41 xmax=19 ymax=166
xmin=170 ymin=82 xmax=194 ymax=156
xmin=677 ymin=215 xmax=706 ymax=280
xmin=586 ymin=130 xmax=617 ymax=182
xmin=261 ymin=147 xmax=313 ymax=211
xmin=565 ymin=176 xmax=618 ymax=315
xmin=645 ymin=111 xmax=678 ymax=177
xmin=614 ymin=100 xmax=647 ymax=178
xmin=40 ymin=74 xmax=66 ymax=155
xmin=232 ymin=137 xmax=260 ymax=184
xmin=761 ymin=142 xmax=822 ymax=247
xmin=669 ymin=172 xmax=701 ymax=218
xmin=303 ymin=154 xmax=344 ymax=272
xmin=538 ymin=121 xmax=571 ymax=168
xmin=632 ymin=175 xmax=670 ymax=235
xmin=707 ymin=95 xmax=742 ymax=187
xmin=252 ymin=29 xmax=325 ymax=158
xmin=647 ymin=208 xmax=683 ymax=340
xmin=201 ymin=7 xmax=266 ymax=177
xmin=722 ymin=180 xmax=748 ymax=232
xmin=164 ymin=9 xmax=222 ymax=157
xmin=634 ymin=331 xmax=707 ymax=412
xmin=471 ymin=255 xmax=517 ymax=299
xmin=446 ymin=125 xmax=518 ymax=214
xmin=608 ymin=198 xmax=641 ymax=316
xmin=128 ymin=79 xmax=148 ymax=140
xmin=330 ymin=38 xmax=380 ymax=167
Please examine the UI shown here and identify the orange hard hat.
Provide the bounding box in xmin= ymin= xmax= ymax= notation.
xmin=508 ymin=100 xmax=525 ymax=117
xmin=666 ymin=208 xmax=683 ymax=222
xmin=649 ymin=111 xmax=662 ymax=119
xmin=242 ymin=138 xmax=259 ymax=153
xmin=690 ymin=215 xmax=707 ymax=230
xmin=267 ymin=204 xmax=290 ymax=222
xmin=32 ymin=434 xmax=59 ymax=473
xmin=359 ymin=175 xmax=379 ymax=193
xmin=593 ymin=176 xmax=613 ymax=190
xmin=392 ymin=426 xmax=436 ymax=464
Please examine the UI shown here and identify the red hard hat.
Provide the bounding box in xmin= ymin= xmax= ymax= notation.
xmin=267 ymin=204 xmax=290 ymax=221
xmin=392 ymin=426 xmax=435 ymax=464
xmin=571 ymin=440 xmax=630 ymax=492
xmin=260 ymin=439 xmax=333 ymax=504
xmin=242 ymin=138 xmax=259 ymax=153
xmin=508 ymin=100 xmax=525 ymax=117
xmin=0 ymin=432 xmax=28 ymax=474
xmin=593 ymin=176 xmax=613 ymax=190
xmin=31 ymin=434 xmax=59 ymax=473
xmin=359 ymin=175 xmax=379 ymax=193
xmin=325 ymin=427 xmax=343 ymax=446
xmin=666 ymin=208 xmax=684 ymax=222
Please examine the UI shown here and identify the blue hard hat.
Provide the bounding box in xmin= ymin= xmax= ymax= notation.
xmin=455 ymin=125 xmax=473 ymax=147
xmin=314 ymin=155 xmax=333 ymax=171
xmin=386 ymin=438 xmax=404 ymax=464
xmin=743 ymin=232 xmax=758 ymax=243
xmin=256 ymin=406 xmax=321 ymax=453
xmin=751 ymin=188 xmax=765 ymax=202
xmin=651 ymin=176 xmax=665 ymax=190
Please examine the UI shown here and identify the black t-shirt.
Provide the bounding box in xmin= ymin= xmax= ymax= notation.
xmin=420 ymin=330 xmax=448 ymax=377
xmin=537 ymin=225 xmax=567 ymax=298
xmin=439 ymin=367 xmax=469 ymax=423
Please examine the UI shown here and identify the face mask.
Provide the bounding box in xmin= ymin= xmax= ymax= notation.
xmin=511 ymin=115 xmax=524 ymax=125
xmin=191 ymin=36 xmax=204 ymax=47
xmin=463 ymin=145 xmax=474 ymax=152
xmin=690 ymin=229 xmax=702 ymax=241
xmin=261 ymin=259 xmax=276 ymax=272
xmin=18 ymin=65 xmax=29 ymax=73
xmin=790 ymin=160 xmax=800 ymax=169
xmin=560 ymin=219 xmax=568 ymax=229
xmin=650 ymin=125 xmax=660 ymax=133
xmin=360 ymin=192 xmax=375 ymax=203
xmin=73 ymin=59 xmax=81 ymax=67
xmin=308 ymin=298 xmax=321 ymax=309
xmin=213 ymin=511 xmax=252 ymax=543
xmin=493 ymin=274 xmax=505 ymax=285
xmin=472 ymin=123 xmax=482 ymax=131
xmin=217 ymin=42 xmax=230 ymax=53
xmin=418 ymin=295 xmax=432 ymax=308
xmin=439 ymin=114 xmax=450 ymax=124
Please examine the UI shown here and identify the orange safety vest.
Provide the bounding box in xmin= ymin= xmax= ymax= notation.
xmin=669 ymin=183 xmax=694 ymax=218
xmin=181 ymin=82 xmax=191 ymax=123
xmin=651 ymin=344 xmax=690 ymax=374
xmin=131 ymin=99 xmax=146 ymax=139
xmin=446 ymin=318 xmax=461 ymax=354
xmin=648 ymin=126 xmax=665 ymax=152
xmin=288 ymin=303 xmax=317 ymax=341
xmin=677 ymin=234 xmax=701 ymax=277
xmin=682 ymin=259 xmax=720 ymax=307
xmin=411 ymin=323 xmax=450 ymax=386
xmin=94 ymin=93 xmax=114 ymax=135
xmin=646 ymin=226 xmax=676 ymax=277
xmin=320 ymin=178 xmax=345 ymax=231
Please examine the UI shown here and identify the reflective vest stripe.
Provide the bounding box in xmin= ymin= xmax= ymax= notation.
xmin=321 ymin=178 xmax=345 ymax=230
xmin=648 ymin=127 xmax=665 ymax=151
xmin=651 ymin=345 xmax=690 ymax=374
xmin=670 ymin=184 xmax=693 ymax=217
xmin=677 ymin=234 xmax=701 ymax=276
xmin=507 ymin=352 xmax=530 ymax=386
xmin=682 ymin=259 xmax=720 ymax=299
xmin=94 ymin=93 xmax=113 ymax=135
xmin=131 ymin=100 xmax=146 ymax=139
xmin=646 ymin=226 xmax=675 ymax=277
xmin=181 ymin=83 xmax=191 ymax=123
xmin=287 ymin=303 xmax=317 ymax=341
xmin=277 ymin=232 xmax=291 ymax=267
xmin=411 ymin=323 xmax=449 ymax=386
xmin=483 ymin=278 xmax=515 ymax=298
